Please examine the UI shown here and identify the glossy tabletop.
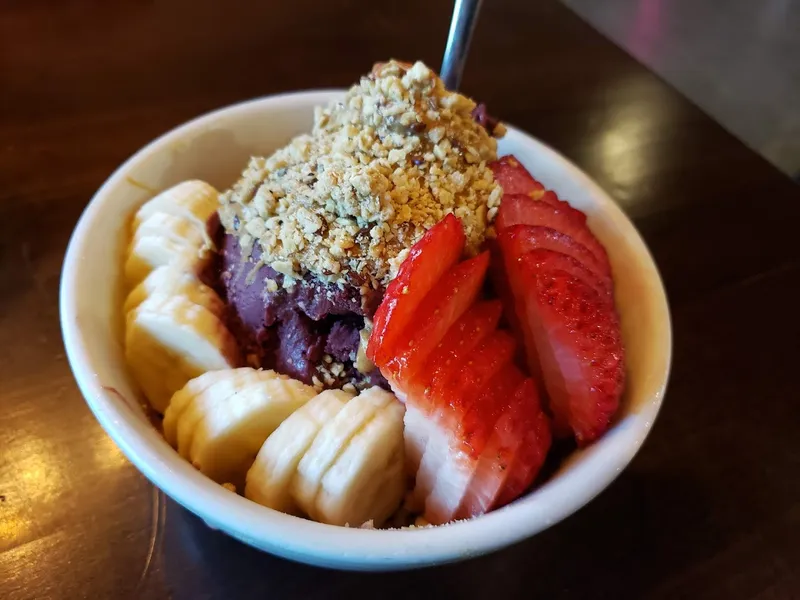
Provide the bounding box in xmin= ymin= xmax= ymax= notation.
xmin=1 ymin=0 xmax=799 ymax=598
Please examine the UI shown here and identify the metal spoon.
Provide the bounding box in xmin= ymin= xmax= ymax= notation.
xmin=440 ymin=0 xmax=484 ymax=91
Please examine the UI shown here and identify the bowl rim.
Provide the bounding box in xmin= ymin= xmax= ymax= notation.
xmin=60 ymin=89 xmax=672 ymax=570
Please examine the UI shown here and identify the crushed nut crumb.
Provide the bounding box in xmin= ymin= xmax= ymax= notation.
xmin=219 ymin=60 xmax=504 ymax=289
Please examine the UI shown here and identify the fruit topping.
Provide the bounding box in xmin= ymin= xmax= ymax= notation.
xmin=489 ymin=155 xmax=582 ymax=216
xmin=417 ymin=331 xmax=517 ymax=522
xmin=125 ymin=294 xmax=240 ymax=413
xmin=383 ymin=252 xmax=490 ymax=388
xmin=124 ymin=265 xmax=225 ymax=316
xmin=503 ymin=254 xmax=625 ymax=444
xmin=496 ymin=194 xmax=609 ymax=272
xmin=245 ymin=385 xmax=406 ymax=527
xmin=367 ymin=213 xmax=465 ymax=367
xmin=164 ymin=368 xmax=316 ymax=487
xmin=401 ymin=300 xmax=502 ymax=474
xmin=489 ymin=156 xmax=546 ymax=200
xmin=133 ymin=180 xmax=219 ymax=231
xmin=368 ymin=216 xmax=552 ymax=524
xmin=498 ymin=224 xmax=612 ymax=280
xmin=505 ymin=246 xmax=611 ymax=302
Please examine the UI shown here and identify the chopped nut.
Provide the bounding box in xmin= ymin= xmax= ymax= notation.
xmin=218 ymin=60 xmax=504 ymax=289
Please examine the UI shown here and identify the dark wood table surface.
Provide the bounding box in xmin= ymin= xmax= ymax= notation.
xmin=2 ymin=0 xmax=799 ymax=598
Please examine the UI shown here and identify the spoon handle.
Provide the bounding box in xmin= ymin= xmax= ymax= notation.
xmin=440 ymin=0 xmax=484 ymax=91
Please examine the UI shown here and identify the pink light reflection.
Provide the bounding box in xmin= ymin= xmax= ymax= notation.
xmin=630 ymin=0 xmax=662 ymax=60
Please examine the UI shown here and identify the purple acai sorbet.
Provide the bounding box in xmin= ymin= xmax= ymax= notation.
xmin=211 ymin=234 xmax=388 ymax=389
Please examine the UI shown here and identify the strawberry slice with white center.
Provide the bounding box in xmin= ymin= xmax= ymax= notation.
xmin=496 ymin=194 xmax=609 ymax=273
xmin=507 ymin=247 xmax=611 ymax=302
xmin=491 ymin=378 xmax=552 ymax=508
xmin=490 ymin=156 xmax=585 ymax=219
xmin=367 ymin=213 xmax=465 ymax=367
xmin=401 ymin=301 xmax=502 ymax=476
xmin=418 ymin=331 xmax=516 ymax=522
xmin=506 ymin=253 xmax=625 ymax=444
xmin=369 ymin=215 xmax=552 ymax=524
xmin=383 ymin=252 xmax=490 ymax=389
xmin=454 ymin=364 xmax=525 ymax=516
xmin=499 ymin=224 xmax=612 ymax=281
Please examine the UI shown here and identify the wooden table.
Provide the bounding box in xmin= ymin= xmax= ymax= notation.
xmin=2 ymin=1 xmax=799 ymax=598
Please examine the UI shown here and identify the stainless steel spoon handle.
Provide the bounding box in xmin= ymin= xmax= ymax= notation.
xmin=440 ymin=0 xmax=484 ymax=91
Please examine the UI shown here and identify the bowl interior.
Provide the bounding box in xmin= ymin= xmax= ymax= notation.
xmin=60 ymin=91 xmax=671 ymax=570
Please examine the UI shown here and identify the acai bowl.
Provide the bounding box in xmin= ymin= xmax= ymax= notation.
xmin=60 ymin=61 xmax=671 ymax=570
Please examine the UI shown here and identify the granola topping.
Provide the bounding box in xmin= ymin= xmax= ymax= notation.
xmin=218 ymin=60 xmax=504 ymax=288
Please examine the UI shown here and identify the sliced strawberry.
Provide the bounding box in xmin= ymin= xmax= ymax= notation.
xmin=496 ymin=195 xmax=609 ymax=273
xmin=368 ymin=232 xmax=555 ymax=524
xmin=511 ymin=248 xmax=610 ymax=302
xmin=453 ymin=364 xmax=525 ymax=518
xmin=489 ymin=156 xmax=546 ymax=200
xmin=493 ymin=378 xmax=552 ymax=508
xmin=489 ymin=240 xmax=541 ymax=381
xmin=540 ymin=190 xmax=585 ymax=219
xmin=497 ymin=193 xmax=586 ymax=231
xmin=383 ymin=252 xmax=490 ymax=388
xmin=509 ymin=257 xmax=625 ymax=444
xmin=456 ymin=375 xmax=551 ymax=517
xmin=367 ymin=213 xmax=465 ymax=366
xmin=490 ymin=155 xmax=585 ymax=219
xmin=400 ymin=301 xmax=502 ymax=477
xmin=438 ymin=331 xmax=517 ymax=453
xmin=499 ymin=223 xmax=611 ymax=280
xmin=414 ymin=300 xmax=502 ymax=401
xmin=420 ymin=332 xmax=517 ymax=523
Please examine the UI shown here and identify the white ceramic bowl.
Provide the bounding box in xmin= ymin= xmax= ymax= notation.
xmin=60 ymin=90 xmax=671 ymax=571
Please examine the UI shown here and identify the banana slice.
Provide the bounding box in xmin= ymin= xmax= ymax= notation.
xmin=315 ymin=396 xmax=405 ymax=526
xmin=124 ymin=213 xmax=211 ymax=285
xmin=125 ymin=293 xmax=240 ymax=413
xmin=244 ymin=389 xmax=352 ymax=514
xmin=291 ymin=387 xmax=405 ymax=526
xmin=133 ymin=180 xmax=219 ymax=232
xmin=171 ymin=368 xmax=278 ymax=456
xmin=292 ymin=387 xmax=391 ymax=514
xmin=185 ymin=371 xmax=316 ymax=486
xmin=124 ymin=265 xmax=224 ymax=316
xmin=163 ymin=367 xmax=259 ymax=446
xmin=135 ymin=211 xmax=206 ymax=247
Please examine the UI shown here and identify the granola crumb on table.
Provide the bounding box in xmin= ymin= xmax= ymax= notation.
xmin=218 ymin=60 xmax=504 ymax=289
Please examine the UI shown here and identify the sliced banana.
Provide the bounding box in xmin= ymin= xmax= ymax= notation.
xmin=133 ymin=180 xmax=219 ymax=232
xmin=315 ymin=397 xmax=405 ymax=526
xmin=292 ymin=387 xmax=392 ymax=514
xmin=124 ymin=228 xmax=207 ymax=286
xmin=171 ymin=370 xmax=261 ymax=457
xmin=124 ymin=265 xmax=224 ymax=316
xmin=163 ymin=367 xmax=260 ymax=446
xmin=244 ymin=390 xmax=351 ymax=515
xmin=134 ymin=211 xmax=207 ymax=247
xmin=125 ymin=293 xmax=240 ymax=413
xmin=291 ymin=387 xmax=405 ymax=527
xmin=183 ymin=371 xmax=316 ymax=486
